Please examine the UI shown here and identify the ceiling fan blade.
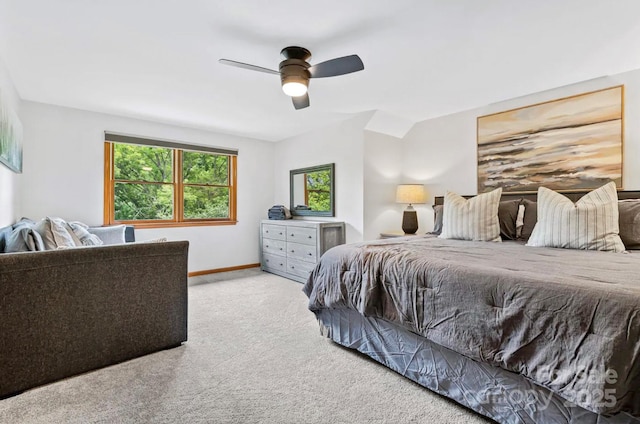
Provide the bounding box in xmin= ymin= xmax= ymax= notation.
xmin=308 ymin=55 xmax=364 ymax=78
xmin=292 ymin=93 xmax=310 ymax=110
xmin=218 ymin=59 xmax=280 ymax=75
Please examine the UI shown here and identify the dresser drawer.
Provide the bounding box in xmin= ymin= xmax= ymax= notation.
xmin=286 ymin=226 xmax=317 ymax=246
xmin=287 ymin=242 xmax=317 ymax=263
xmin=262 ymin=238 xmax=286 ymax=256
xmin=263 ymin=253 xmax=286 ymax=272
xmin=262 ymin=224 xmax=286 ymax=240
xmin=261 ymin=219 xmax=345 ymax=284
xmin=286 ymin=258 xmax=316 ymax=280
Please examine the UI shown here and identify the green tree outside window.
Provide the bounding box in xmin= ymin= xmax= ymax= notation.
xmin=107 ymin=142 xmax=236 ymax=226
xmin=306 ymin=170 xmax=331 ymax=211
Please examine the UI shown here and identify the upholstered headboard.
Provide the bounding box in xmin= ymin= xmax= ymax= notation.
xmin=434 ymin=190 xmax=640 ymax=206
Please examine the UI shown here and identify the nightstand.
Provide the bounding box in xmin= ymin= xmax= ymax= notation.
xmin=379 ymin=232 xmax=420 ymax=239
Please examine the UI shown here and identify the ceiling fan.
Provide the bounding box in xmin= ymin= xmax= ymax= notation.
xmin=219 ymin=46 xmax=364 ymax=110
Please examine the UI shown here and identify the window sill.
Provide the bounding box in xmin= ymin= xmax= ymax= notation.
xmin=105 ymin=220 xmax=238 ymax=229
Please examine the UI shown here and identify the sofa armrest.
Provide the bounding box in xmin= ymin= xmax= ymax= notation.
xmin=0 ymin=240 xmax=188 ymax=397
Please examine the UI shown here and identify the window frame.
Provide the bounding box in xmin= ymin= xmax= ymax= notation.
xmin=104 ymin=141 xmax=237 ymax=229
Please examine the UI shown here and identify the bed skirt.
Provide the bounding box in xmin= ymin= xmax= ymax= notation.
xmin=315 ymin=309 xmax=640 ymax=424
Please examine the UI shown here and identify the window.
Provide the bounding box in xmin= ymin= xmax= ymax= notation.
xmin=304 ymin=170 xmax=331 ymax=211
xmin=104 ymin=133 xmax=237 ymax=228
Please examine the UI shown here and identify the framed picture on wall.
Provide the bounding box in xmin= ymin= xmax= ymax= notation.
xmin=477 ymin=85 xmax=623 ymax=193
xmin=0 ymin=88 xmax=23 ymax=173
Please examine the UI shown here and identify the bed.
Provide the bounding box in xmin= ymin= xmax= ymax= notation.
xmin=303 ymin=189 xmax=640 ymax=424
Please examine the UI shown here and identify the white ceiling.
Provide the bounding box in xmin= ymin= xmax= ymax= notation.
xmin=1 ymin=0 xmax=640 ymax=141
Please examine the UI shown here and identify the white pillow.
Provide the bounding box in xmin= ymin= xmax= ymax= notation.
xmin=87 ymin=225 xmax=126 ymax=245
xmin=526 ymin=182 xmax=625 ymax=252
xmin=68 ymin=222 xmax=104 ymax=246
xmin=439 ymin=188 xmax=502 ymax=242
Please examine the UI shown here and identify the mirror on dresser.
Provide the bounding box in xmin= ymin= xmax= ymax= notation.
xmin=289 ymin=163 xmax=335 ymax=217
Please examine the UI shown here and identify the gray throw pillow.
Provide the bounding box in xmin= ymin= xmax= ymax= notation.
xmin=618 ymin=200 xmax=640 ymax=249
xmin=498 ymin=199 xmax=522 ymax=240
xmin=520 ymin=199 xmax=537 ymax=240
xmin=432 ymin=205 xmax=443 ymax=235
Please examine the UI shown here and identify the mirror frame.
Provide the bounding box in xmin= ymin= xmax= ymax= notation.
xmin=289 ymin=163 xmax=335 ymax=217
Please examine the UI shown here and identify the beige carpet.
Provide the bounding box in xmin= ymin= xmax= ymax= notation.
xmin=0 ymin=269 xmax=493 ymax=423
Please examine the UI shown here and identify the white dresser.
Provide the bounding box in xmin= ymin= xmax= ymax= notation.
xmin=260 ymin=220 xmax=346 ymax=283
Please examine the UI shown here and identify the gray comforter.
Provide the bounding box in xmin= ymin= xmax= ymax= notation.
xmin=303 ymin=235 xmax=640 ymax=416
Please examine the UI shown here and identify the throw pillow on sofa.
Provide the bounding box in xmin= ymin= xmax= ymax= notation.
xmin=4 ymin=220 xmax=45 ymax=253
xmin=68 ymin=222 xmax=104 ymax=246
xmin=0 ymin=225 xmax=12 ymax=251
xmin=86 ymin=225 xmax=127 ymax=245
xmin=33 ymin=217 xmax=78 ymax=250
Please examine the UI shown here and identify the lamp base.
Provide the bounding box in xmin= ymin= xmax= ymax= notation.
xmin=401 ymin=209 xmax=418 ymax=234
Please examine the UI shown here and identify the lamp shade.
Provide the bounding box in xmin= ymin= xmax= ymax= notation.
xmin=396 ymin=184 xmax=427 ymax=204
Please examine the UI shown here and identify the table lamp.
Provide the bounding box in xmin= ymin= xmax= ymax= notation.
xmin=396 ymin=184 xmax=427 ymax=234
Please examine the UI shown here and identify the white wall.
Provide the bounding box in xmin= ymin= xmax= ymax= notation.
xmin=271 ymin=116 xmax=419 ymax=241
xmin=362 ymin=130 xmax=403 ymax=240
xmin=273 ymin=112 xmax=373 ymax=243
xmin=20 ymin=101 xmax=275 ymax=272
xmin=402 ymin=68 xmax=640 ymax=232
xmin=0 ymin=57 xmax=21 ymax=227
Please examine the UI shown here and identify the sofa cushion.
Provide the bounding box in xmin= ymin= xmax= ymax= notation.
xmin=5 ymin=221 xmax=45 ymax=253
xmin=33 ymin=217 xmax=78 ymax=250
xmin=68 ymin=222 xmax=104 ymax=246
xmin=0 ymin=225 xmax=12 ymax=252
xmin=87 ymin=225 xmax=127 ymax=245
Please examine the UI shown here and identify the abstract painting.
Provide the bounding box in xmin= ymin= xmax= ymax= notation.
xmin=477 ymin=86 xmax=623 ymax=193
xmin=0 ymin=88 xmax=23 ymax=173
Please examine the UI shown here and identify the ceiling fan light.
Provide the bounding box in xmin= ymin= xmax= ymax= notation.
xmin=282 ymin=81 xmax=308 ymax=97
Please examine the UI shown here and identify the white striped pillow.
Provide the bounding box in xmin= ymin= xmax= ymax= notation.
xmin=439 ymin=188 xmax=502 ymax=242
xmin=526 ymin=182 xmax=625 ymax=252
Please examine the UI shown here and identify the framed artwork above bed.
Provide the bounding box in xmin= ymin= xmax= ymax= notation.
xmin=477 ymin=85 xmax=623 ymax=193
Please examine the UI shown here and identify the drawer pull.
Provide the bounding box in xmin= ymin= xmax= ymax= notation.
xmin=291 ymin=250 xmax=295 ymax=253
xmin=279 ymin=247 xmax=283 ymax=250
xmin=265 ymin=230 xmax=269 ymax=233
xmin=265 ymin=244 xmax=269 ymax=248
xmin=279 ymin=263 xmax=284 ymax=266
xmin=279 ymin=232 xmax=283 ymax=235
xmin=290 ymin=233 xmax=295 ymax=237
xmin=308 ymin=253 xmax=312 ymax=256
xmin=265 ymin=259 xmax=269 ymax=262
xmin=308 ymin=235 xmax=312 ymax=239
xmin=291 ymin=265 xmax=295 ymax=269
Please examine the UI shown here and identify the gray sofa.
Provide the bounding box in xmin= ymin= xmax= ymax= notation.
xmin=0 ymin=237 xmax=189 ymax=398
